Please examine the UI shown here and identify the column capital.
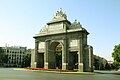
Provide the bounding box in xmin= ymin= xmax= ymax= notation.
xmin=62 ymin=37 xmax=69 ymax=40
xmin=35 ymin=39 xmax=39 ymax=43
xmin=45 ymin=39 xmax=51 ymax=42
xmin=78 ymin=36 xmax=82 ymax=39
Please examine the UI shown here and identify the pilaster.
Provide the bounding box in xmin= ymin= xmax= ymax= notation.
xmin=44 ymin=40 xmax=50 ymax=68
xmin=33 ymin=39 xmax=39 ymax=68
xmin=88 ymin=45 xmax=94 ymax=72
xmin=62 ymin=38 xmax=69 ymax=70
xmin=78 ymin=37 xmax=84 ymax=72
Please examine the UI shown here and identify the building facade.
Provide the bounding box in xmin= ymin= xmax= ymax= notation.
xmin=2 ymin=46 xmax=26 ymax=67
xmin=31 ymin=9 xmax=93 ymax=72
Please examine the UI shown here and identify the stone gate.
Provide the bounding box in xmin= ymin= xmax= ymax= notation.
xmin=31 ymin=9 xmax=93 ymax=72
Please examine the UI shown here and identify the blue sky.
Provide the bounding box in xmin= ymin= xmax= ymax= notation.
xmin=0 ymin=0 xmax=120 ymax=61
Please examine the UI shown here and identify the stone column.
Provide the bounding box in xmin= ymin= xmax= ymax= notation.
xmin=44 ymin=40 xmax=50 ymax=69
xmin=31 ymin=49 xmax=35 ymax=68
xmin=34 ymin=39 xmax=39 ymax=68
xmin=88 ymin=45 xmax=94 ymax=72
xmin=78 ymin=37 xmax=83 ymax=72
xmin=62 ymin=38 xmax=69 ymax=70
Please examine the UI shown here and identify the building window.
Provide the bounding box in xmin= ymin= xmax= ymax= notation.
xmin=7 ymin=50 xmax=9 ymax=53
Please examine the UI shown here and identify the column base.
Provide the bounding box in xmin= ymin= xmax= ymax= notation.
xmin=31 ymin=62 xmax=37 ymax=68
xmin=62 ymin=63 xmax=67 ymax=70
xmin=44 ymin=62 xmax=48 ymax=69
xmin=78 ymin=63 xmax=83 ymax=72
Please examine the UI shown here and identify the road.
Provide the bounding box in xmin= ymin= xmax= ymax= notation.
xmin=0 ymin=68 xmax=120 ymax=80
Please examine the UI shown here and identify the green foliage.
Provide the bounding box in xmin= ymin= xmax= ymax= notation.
xmin=0 ymin=47 xmax=8 ymax=66
xmin=111 ymin=61 xmax=120 ymax=70
xmin=105 ymin=63 xmax=111 ymax=70
xmin=0 ymin=47 xmax=5 ymax=63
xmin=2 ymin=55 xmax=8 ymax=63
xmin=93 ymin=55 xmax=111 ymax=70
xmin=22 ymin=54 xmax=31 ymax=68
xmin=93 ymin=57 xmax=99 ymax=70
xmin=112 ymin=44 xmax=120 ymax=62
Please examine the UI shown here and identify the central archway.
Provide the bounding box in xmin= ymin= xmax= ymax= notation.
xmin=48 ymin=41 xmax=62 ymax=69
xmin=55 ymin=44 xmax=62 ymax=69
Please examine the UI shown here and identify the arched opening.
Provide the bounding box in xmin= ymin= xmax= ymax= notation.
xmin=48 ymin=42 xmax=62 ymax=69
xmin=55 ymin=44 xmax=62 ymax=69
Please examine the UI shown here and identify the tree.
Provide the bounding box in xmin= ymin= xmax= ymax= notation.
xmin=0 ymin=47 xmax=6 ymax=66
xmin=105 ymin=62 xmax=111 ymax=70
xmin=112 ymin=44 xmax=120 ymax=62
xmin=93 ymin=56 xmax=99 ymax=70
xmin=111 ymin=61 xmax=120 ymax=70
xmin=22 ymin=49 xmax=31 ymax=68
xmin=24 ymin=54 xmax=31 ymax=67
xmin=93 ymin=55 xmax=111 ymax=70
xmin=2 ymin=55 xmax=8 ymax=63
